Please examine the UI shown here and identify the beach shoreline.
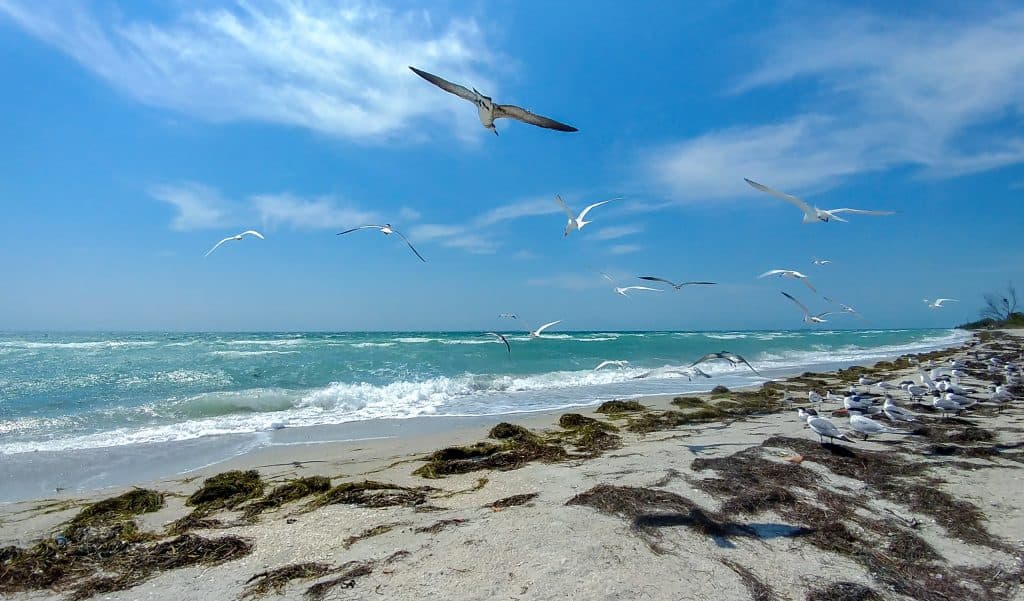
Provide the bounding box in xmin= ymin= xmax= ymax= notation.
xmin=2 ymin=330 xmax=1023 ymax=600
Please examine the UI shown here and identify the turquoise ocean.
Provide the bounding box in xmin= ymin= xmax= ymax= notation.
xmin=0 ymin=329 xmax=967 ymax=458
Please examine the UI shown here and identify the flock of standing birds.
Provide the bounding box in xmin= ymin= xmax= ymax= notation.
xmin=198 ymin=65 xmax=981 ymax=445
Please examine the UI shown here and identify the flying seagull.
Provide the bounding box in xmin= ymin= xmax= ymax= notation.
xmin=811 ymin=258 xmax=831 ymax=266
xmin=781 ymin=291 xmax=835 ymax=324
xmin=602 ymin=273 xmax=662 ymax=297
xmin=528 ymin=320 xmax=562 ymax=338
xmin=637 ymin=276 xmax=717 ymax=290
xmin=689 ymin=351 xmax=761 ymax=376
xmin=744 ymin=178 xmax=894 ymax=223
xmin=409 ymin=66 xmax=577 ymax=135
xmin=498 ymin=313 xmax=518 ymax=320
xmin=758 ymin=269 xmax=817 ymax=292
xmin=483 ymin=332 xmax=511 ymax=355
xmin=337 ymin=224 xmax=426 ymax=262
xmin=594 ymin=360 xmax=629 ymax=371
xmin=823 ymin=296 xmax=864 ymax=319
xmin=924 ymin=298 xmax=958 ymax=309
xmin=557 ymin=195 xmax=619 ymax=237
xmin=204 ymin=230 xmax=264 ymax=257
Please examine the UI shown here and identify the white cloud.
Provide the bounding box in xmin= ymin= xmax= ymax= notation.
xmin=405 ymin=196 xmax=560 ymax=255
xmin=589 ymin=224 xmax=644 ymax=241
xmin=0 ymin=0 xmax=492 ymax=140
xmin=399 ymin=206 xmax=422 ymax=221
xmin=526 ymin=273 xmax=604 ymax=291
xmin=474 ymin=198 xmax=561 ymax=227
xmin=252 ymin=194 xmax=377 ymax=230
xmin=607 ymin=244 xmax=643 ymax=256
xmin=650 ymin=8 xmax=1024 ymax=201
xmin=150 ymin=182 xmax=230 ymax=230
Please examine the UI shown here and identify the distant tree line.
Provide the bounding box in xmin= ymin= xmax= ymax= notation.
xmin=958 ymin=282 xmax=1024 ymax=329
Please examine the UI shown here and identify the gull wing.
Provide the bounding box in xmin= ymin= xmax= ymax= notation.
xmin=689 ymin=352 xmax=722 ymax=368
xmin=534 ymin=320 xmax=562 ymax=335
xmin=800 ymin=277 xmax=818 ymax=293
xmin=576 ymin=198 xmax=618 ymax=221
xmin=391 ymin=230 xmax=427 ymax=262
xmin=827 ymin=208 xmax=895 ymax=216
xmin=638 ymin=276 xmax=680 ymax=288
xmin=620 ymin=286 xmax=662 ymax=293
xmin=601 ymin=272 xmax=617 ymax=284
xmin=594 ymin=360 xmax=615 ymax=371
xmin=239 ymin=230 xmax=265 ymax=240
xmin=204 ymin=237 xmax=233 ymax=257
xmin=935 ymin=299 xmax=958 ymax=305
xmin=485 ymin=332 xmax=511 ymax=354
xmin=337 ymin=225 xmax=383 ymax=236
xmin=679 ymin=281 xmax=717 ymax=287
xmin=758 ymin=269 xmax=787 ymax=279
xmin=781 ymin=291 xmax=812 ymax=317
xmin=724 ymin=352 xmax=762 ymax=376
xmin=554 ymin=195 xmax=576 ymax=219
xmin=408 ymin=66 xmax=477 ymax=103
xmin=493 ymin=103 xmax=578 ymax=132
xmin=744 ymin=178 xmax=815 ymax=219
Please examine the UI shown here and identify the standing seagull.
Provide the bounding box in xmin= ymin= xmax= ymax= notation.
xmin=744 ymin=178 xmax=894 ymax=223
xmin=337 ymin=224 xmax=426 ymax=262
xmin=637 ymin=276 xmax=717 ymax=290
xmin=409 ymin=66 xmax=577 ymax=134
xmin=924 ymin=298 xmax=958 ymax=309
xmin=689 ymin=351 xmax=761 ymax=376
xmin=781 ymin=292 xmax=836 ymax=324
xmin=557 ymin=195 xmax=619 ymax=237
xmin=483 ymin=332 xmax=511 ymax=355
xmin=528 ymin=320 xmax=563 ymax=338
xmin=806 ymin=415 xmax=855 ymax=444
xmin=758 ymin=269 xmax=818 ymax=293
xmin=204 ymin=230 xmax=264 ymax=257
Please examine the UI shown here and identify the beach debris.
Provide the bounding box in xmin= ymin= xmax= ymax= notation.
xmin=413 ymin=426 xmax=567 ymax=479
xmin=241 ymin=562 xmax=334 ymax=598
xmin=307 ymin=480 xmax=432 ymax=509
xmin=595 ymin=399 xmax=647 ymax=414
xmin=782 ymin=454 xmax=804 ymax=464
xmin=720 ymin=558 xmax=780 ymax=601
xmin=342 ymin=523 xmax=406 ymax=548
xmin=304 ymin=560 xmax=375 ymax=600
xmin=187 ymin=470 xmax=265 ymax=512
xmin=242 ymin=476 xmax=331 ymax=518
xmin=487 ymin=492 xmax=539 ymax=509
xmin=414 ymin=518 xmax=467 ymax=534
xmin=804 ymin=581 xmax=883 ymax=601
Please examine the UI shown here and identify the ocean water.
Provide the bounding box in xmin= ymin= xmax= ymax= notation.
xmin=0 ymin=329 xmax=967 ymax=456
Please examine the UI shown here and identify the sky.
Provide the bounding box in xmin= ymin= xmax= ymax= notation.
xmin=0 ymin=0 xmax=1022 ymax=332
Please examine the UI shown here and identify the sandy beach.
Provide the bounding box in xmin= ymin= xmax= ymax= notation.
xmin=2 ymin=330 xmax=1023 ymax=601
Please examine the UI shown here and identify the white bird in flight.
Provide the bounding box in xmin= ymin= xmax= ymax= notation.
xmin=556 ymin=195 xmax=619 ymax=237
xmin=528 ymin=320 xmax=562 ymax=338
xmin=637 ymin=276 xmax=717 ymax=290
xmin=811 ymin=258 xmax=831 ymax=265
xmin=409 ymin=66 xmax=577 ymax=135
xmin=744 ymin=178 xmax=895 ymax=223
xmin=204 ymin=230 xmax=264 ymax=257
xmin=601 ymin=273 xmax=662 ymax=297
xmin=594 ymin=360 xmax=629 ymax=371
xmin=823 ymin=296 xmax=864 ymax=319
xmin=689 ymin=351 xmax=761 ymax=376
xmin=498 ymin=313 xmax=518 ymax=320
xmin=482 ymin=332 xmax=511 ymax=354
xmin=758 ymin=269 xmax=817 ymax=292
xmin=924 ymin=298 xmax=958 ymax=309
xmin=337 ymin=224 xmax=426 ymax=262
xmin=781 ymin=292 xmax=835 ymax=324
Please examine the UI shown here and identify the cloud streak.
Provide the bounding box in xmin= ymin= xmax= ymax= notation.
xmin=0 ymin=0 xmax=492 ymax=140
xmin=150 ymin=182 xmax=230 ymax=231
xmin=649 ymin=7 xmax=1024 ymax=201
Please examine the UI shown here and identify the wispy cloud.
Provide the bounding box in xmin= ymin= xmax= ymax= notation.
xmin=649 ymin=7 xmax=1024 ymax=201
xmin=252 ymin=194 xmax=378 ymax=230
xmin=150 ymin=182 xmax=230 ymax=231
xmin=526 ymin=273 xmax=604 ymax=291
xmin=590 ymin=224 xmax=644 ymax=241
xmin=607 ymin=244 xmax=643 ymax=255
xmin=0 ymin=0 xmax=492 ymax=141
xmin=408 ymin=196 xmax=560 ymax=255
xmin=399 ymin=207 xmax=422 ymax=221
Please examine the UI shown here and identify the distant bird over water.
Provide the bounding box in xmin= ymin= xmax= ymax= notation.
xmin=744 ymin=178 xmax=895 ymax=223
xmin=594 ymin=360 xmax=629 ymax=371
xmin=337 ymin=224 xmax=426 ymax=262
xmin=557 ymin=195 xmax=619 ymax=237
xmin=409 ymin=66 xmax=578 ymax=134
xmin=811 ymin=258 xmax=831 ymax=266
xmin=924 ymin=298 xmax=958 ymax=309
xmin=637 ymin=276 xmax=717 ymax=290
xmin=204 ymin=230 xmax=264 ymax=257
xmin=528 ymin=320 xmax=563 ymax=338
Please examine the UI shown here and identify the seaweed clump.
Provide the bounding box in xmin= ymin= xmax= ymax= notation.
xmin=308 ymin=480 xmax=431 ymax=509
xmin=241 ymin=562 xmax=334 ymax=598
xmin=595 ymin=399 xmax=646 ymax=414
xmin=488 ymin=492 xmax=539 ymax=509
xmin=413 ymin=429 xmax=567 ymax=479
xmin=805 ymin=582 xmax=882 ymax=601
xmin=242 ymin=476 xmax=331 ymax=518
xmin=721 ymin=558 xmax=780 ymax=601
xmin=187 ymin=470 xmax=265 ymax=511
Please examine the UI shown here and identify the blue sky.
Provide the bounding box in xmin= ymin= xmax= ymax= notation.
xmin=0 ymin=0 xmax=1022 ymax=331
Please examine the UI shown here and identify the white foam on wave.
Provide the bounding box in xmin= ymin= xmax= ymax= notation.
xmin=0 ymin=340 xmax=159 ymax=350
xmin=221 ymin=338 xmax=306 ymax=346
xmin=209 ymin=350 xmax=300 ymax=358
xmin=350 ymin=342 xmax=396 ymax=348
